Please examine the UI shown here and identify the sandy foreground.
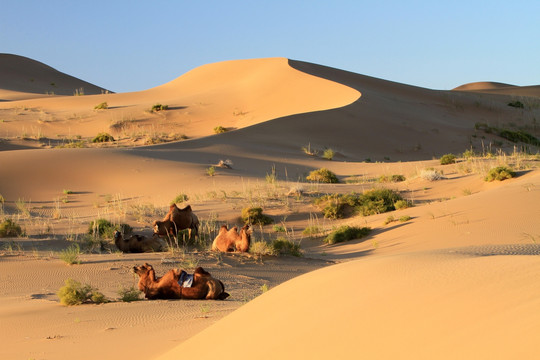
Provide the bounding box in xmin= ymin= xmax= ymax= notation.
xmin=0 ymin=55 xmax=539 ymax=359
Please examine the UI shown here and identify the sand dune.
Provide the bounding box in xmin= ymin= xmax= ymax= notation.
xmin=1 ymin=56 xmax=539 ymax=360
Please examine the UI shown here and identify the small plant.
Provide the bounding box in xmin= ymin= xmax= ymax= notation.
xmin=265 ymin=165 xmax=277 ymax=184
xmin=384 ymin=215 xmax=395 ymax=225
xmin=394 ymin=199 xmax=413 ymax=210
xmin=440 ymin=153 xmax=456 ymax=165
xmin=260 ymin=283 xmax=269 ymax=293
xmin=241 ymin=207 xmax=273 ymax=225
xmin=324 ymin=226 xmax=371 ymax=245
xmin=94 ymin=102 xmax=108 ymax=110
xmin=60 ymin=244 xmax=81 ymax=265
xmin=420 ymin=169 xmax=443 ymax=181
xmin=0 ymin=219 xmax=23 ymax=237
xmin=88 ymin=219 xmax=132 ymax=239
xmin=171 ymin=193 xmax=188 ymax=204
xmin=92 ymin=132 xmax=115 ymax=143
xmin=206 ymin=166 xmax=216 ymax=176
xmin=273 ymin=224 xmax=286 ymax=232
xmin=302 ymin=225 xmax=322 ymax=237
xmin=249 ymin=240 xmax=275 ymax=256
xmin=58 ymin=279 xmax=108 ymax=306
xmin=214 ymin=126 xmax=227 ymax=134
xmin=484 ymin=166 xmax=516 ymax=182
xmin=63 ymin=189 xmax=73 ymax=195
xmin=399 ymin=215 xmax=412 ymax=222
xmin=322 ymin=148 xmax=335 ymax=160
xmin=306 ymin=168 xmax=339 ymax=183
xmin=271 ymin=237 xmax=302 ymax=257
xmin=151 ymin=104 xmax=168 ymax=112
xmin=301 ymin=143 xmax=318 ymax=156
xmin=507 ymin=100 xmax=524 ymax=108
xmin=117 ymin=286 xmax=141 ymax=302
xmin=378 ymin=174 xmax=406 ymax=183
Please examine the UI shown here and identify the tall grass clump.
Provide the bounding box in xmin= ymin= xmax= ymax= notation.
xmin=306 ymin=168 xmax=339 ymax=183
xmin=271 ymin=237 xmax=302 ymax=257
xmin=88 ymin=219 xmax=132 ymax=239
xmin=378 ymin=174 xmax=406 ymax=183
xmin=58 ymin=279 xmax=108 ymax=306
xmin=484 ymin=166 xmax=516 ymax=182
xmin=324 ymin=225 xmax=371 ymax=245
xmin=440 ymin=153 xmax=456 ymax=165
xmin=249 ymin=240 xmax=276 ymax=256
xmin=420 ymin=169 xmax=443 ymax=181
xmin=241 ymin=207 xmax=273 ymax=225
xmin=0 ymin=219 xmax=23 ymax=237
xmin=60 ymin=243 xmax=81 ymax=265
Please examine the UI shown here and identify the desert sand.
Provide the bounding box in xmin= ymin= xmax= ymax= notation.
xmin=0 ymin=54 xmax=539 ymax=360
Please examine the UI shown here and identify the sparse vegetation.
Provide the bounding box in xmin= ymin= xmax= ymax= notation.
xmin=206 ymin=166 xmax=216 ymax=176
xmin=394 ymin=199 xmax=413 ymax=210
xmin=241 ymin=207 xmax=273 ymax=225
xmin=171 ymin=193 xmax=188 ymax=204
xmin=399 ymin=215 xmax=412 ymax=222
xmin=271 ymin=237 xmax=302 ymax=257
xmin=94 ymin=102 xmax=108 ymax=110
xmin=117 ymin=286 xmax=142 ymax=302
xmin=420 ymin=169 xmax=443 ymax=181
xmin=151 ymin=104 xmax=168 ymax=112
xmin=60 ymin=244 xmax=81 ymax=265
xmin=0 ymin=219 xmax=23 ymax=237
xmin=249 ymin=240 xmax=275 ymax=256
xmin=88 ymin=219 xmax=132 ymax=239
xmin=306 ymin=168 xmax=339 ymax=183
xmin=302 ymin=225 xmax=322 ymax=237
xmin=378 ymin=174 xmax=406 ymax=183
xmin=322 ymin=148 xmax=335 ymax=160
xmin=440 ymin=153 xmax=456 ymax=165
xmin=507 ymin=100 xmax=524 ymax=108
xmin=324 ymin=226 xmax=371 ymax=245
xmin=92 ymin=132 xmax=115 ymax=143
xmin=484 ymin=166 xmax=516 ymax=182
xmin=58 ymin=279 xmax=108 ymax=306
xmin=301 ymin=143 xmax=318 ymax=156
xmin=214 ymin=126 xmax=227 ymax=134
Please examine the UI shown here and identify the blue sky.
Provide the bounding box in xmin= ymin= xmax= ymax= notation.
xmin=2 ymin=1 xmax=539 ymax=93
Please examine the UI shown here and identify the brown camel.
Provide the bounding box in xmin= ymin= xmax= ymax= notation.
xmin=211 ymin=224 xmax=251 ymax=252
xmin=132 ymin=263 xmax=229 ymax=300
xmin=153 ymin=204 xmax=199 ymax=247
xmin=113 ymin=231 xmax=164 ymax=253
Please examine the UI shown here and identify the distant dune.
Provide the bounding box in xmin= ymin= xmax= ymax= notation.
xmin=0 ymin=53 xmax=111 ymax=99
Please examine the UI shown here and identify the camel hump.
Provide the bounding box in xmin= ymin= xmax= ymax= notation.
xmin=194 ymin=267 xmax=210 ymax=276
xmin=180 ymin=204 xmax=192 ymax=212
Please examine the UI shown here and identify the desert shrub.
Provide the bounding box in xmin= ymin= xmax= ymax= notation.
xmin=273 ymin=225 xmax=286 ymax=232
xmin=507 ymin=100 xmax=524 ymax=108
xmin=498 ymin=130 xmax=540 ymax=146
xmin=249 ymin=240 xmax=276 ymax=256
xmin=206 ymin=166 xmax=216 ymax=176
xmin=484 ymin=166 xmax=516 ymax=182
xmin=151 ymin=104 xmax=168 ymax=112
xmin=60 ymin=244 xmax=81 ymax=265
xmin=92 ymin=132 xmax=115 ymax=143
xmin=94 ymin=102 xmax=108 ymax=110
xmin=306 ymin=168 xmax=339 ymax=183
xmin=399 ymin=215 xmax=412 ymax=222
xmin=171 ymin=193 xmax=188 ymax=204
xmin=117 ymin=286 xmax=142 ymax=302
xmin=322 ymin=148 xmax=335 ymax=160
xmin=378 ymin=174 xmax=406 ymax=183
xmin=0 ymin=219 xmax=23 ymax=237
xmin=271 ymin=237 xmax=302 ymax=257
xmin=214 ymin=126 xmax=227 ymax=134
xmin=324 ymin=226 xmax=371 ymax=245
xmin=394 ymin=199 xmax=413 ymax=210
xmin=384 ymin=215 xmax=395 ymax=225
xmin=302 ymin=225 xmax=322 ymax=237
xmin=440 ymin=154 xmax=456 ymax=165
xmin=314 ymin=189 xmax=403 ymax=219
xmin=420 ymin=169 xmax=443 ymax=181
xmin=241 ymin=207 xmax=273 ymax=225
xmin=58 ymin=279 xmax=108 ymax=306
xmin=88 ymin=219 xmax=132 ymax=239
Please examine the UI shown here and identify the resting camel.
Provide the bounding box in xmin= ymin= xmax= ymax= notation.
xmin=153 ymin=204 xmax=199 ymax=247
xmin=113 ymin=231 xmax=164 ymax=253
xmin=132 ymin=263 xmax=229 ymax=300
xmin=211 ymin=225 xmax=251 ymax=252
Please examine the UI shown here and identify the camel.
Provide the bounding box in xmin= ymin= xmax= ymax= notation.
xmin=132 ymin=263 xmax=229 ymax=300
xmin=153 ymin=204 xmax=199 ymax=247
xmin=113 ymin=231 xmax=165 ymax=253
xmin=211 ymin=224 xmax=251 ymax=252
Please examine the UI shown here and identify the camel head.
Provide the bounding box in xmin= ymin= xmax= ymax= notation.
xmin=153 ymin=220 xmax=173 ymax=236
xmin=114 ymin=230 xmax=122 ymax=241
xmin=133 ymin=263 xmax=153 ymax=277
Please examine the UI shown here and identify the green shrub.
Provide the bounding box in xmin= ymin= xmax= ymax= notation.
xmin=394 ymin=199 xmax=413 ymax=210
xmin=94 ymin=102 xmax=108 ymax=110
xmin=151 ymin=104 xmax=168 ymax=112
xmin=399 ymin=215 xmax=412 ymax=222
xmin=440 ymin=153 xmax=456 ymax=165
xmin=241 ymin=207 xmax=273 ymax=225
xmin=378 ymin=174 xmax=406 ymax=183
xmin=58 ymin=279 xmax=108 ymax=306
xmin=88 ymin=219 xmax=132 ymax=239
xmin=92 ymin=132 xmax=115 ymax=143
xmin=507 ymin=100 xmax=524 ymax=108
xmin=271 ymin=237 xmax=302 ymax=257
xmin=306 ymin=168 xmax=339 ymax=183
xmin=214 ymin=126 xmax=227 ymax=134
xmin=324 ymin=226 xmax=371 ymax=245
xmin=322 ymin=148 xmax=335 ymax=160
xmin=60 ymin=244 xmax=81 ymax=265
xmin=171 ymin=193 xmax=188 ymax=204
xmin=484 ymin=166 xmax=516 ymax=182
xmin=273 ymin=225 xmax=286 ymax=232
xmin=249 ymin=240 xmax=276 ymax=256
xmin=117 ymin=286 xmax=142 ymax=302
xmin=0 ymin=219 xmax=23 ymax=237
xmin=206 ymin=166 xmax=216 ymax=176
xmin=302 ymin=226 xmax=322 ymax=237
